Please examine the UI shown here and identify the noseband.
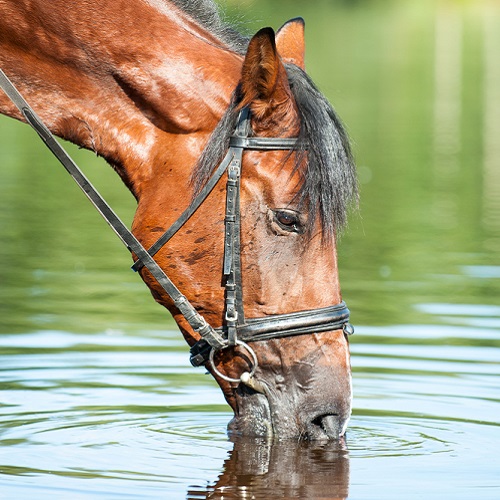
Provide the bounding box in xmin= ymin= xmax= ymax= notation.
xmin=0 ymin=70 xmax=353 ymax=384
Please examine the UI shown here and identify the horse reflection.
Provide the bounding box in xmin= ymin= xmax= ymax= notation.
xmin=188 ymin=437 xmax=350 ymax=499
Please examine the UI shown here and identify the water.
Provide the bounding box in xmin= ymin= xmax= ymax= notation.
xmin=0 ymin=1 xmax=499 ymax=498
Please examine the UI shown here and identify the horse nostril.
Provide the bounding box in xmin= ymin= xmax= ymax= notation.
xmin=312 ymin=414 xmax=341 ymax=438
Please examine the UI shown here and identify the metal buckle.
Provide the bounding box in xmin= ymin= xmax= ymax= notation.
xmin=225 ymin=308 xmax=238 ymax=322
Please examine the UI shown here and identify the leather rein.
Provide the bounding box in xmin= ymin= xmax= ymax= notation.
xmin=0 ymin=70 xmax=353 ymax=385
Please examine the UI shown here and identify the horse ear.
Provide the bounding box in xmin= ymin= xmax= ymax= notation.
xmin=240 ymin=27 xmax=293 ymax=120
xmin=276 ymin=18 xmax=306 ymax=70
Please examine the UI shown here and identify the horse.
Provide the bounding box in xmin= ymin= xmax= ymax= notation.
xmin=0 ymin=0 xmax=357 ymax=440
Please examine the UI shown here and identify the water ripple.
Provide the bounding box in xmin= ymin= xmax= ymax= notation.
xmin=346 ymin=416 xmax=455 ymax=457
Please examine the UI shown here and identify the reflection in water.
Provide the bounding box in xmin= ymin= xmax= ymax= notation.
xmin=188 ymin=438 xmax=349 ymax=500
xmin=482 ymin=6 xmax=500 ymax=238
xmin=433 ymin=4 xmax=462 ymax=166
xmin=433 ymin=5 xmax=462 ymax=231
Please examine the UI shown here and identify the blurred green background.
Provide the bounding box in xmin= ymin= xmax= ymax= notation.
xmin=1 ymin=0 xmax=499 ymax=333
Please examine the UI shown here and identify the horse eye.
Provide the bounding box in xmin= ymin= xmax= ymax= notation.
xmin=274 ymin=210 xmax=302 ymax=233
xmin=276 ymin=212 xmax=296 ymax=226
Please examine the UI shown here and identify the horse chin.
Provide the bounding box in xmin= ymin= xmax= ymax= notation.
xmin=228 ymin=391 xmax=274 ymax=439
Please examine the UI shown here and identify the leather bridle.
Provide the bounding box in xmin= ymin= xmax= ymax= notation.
xmin=0 ymin=70 xmax=353 ymax=385
xmin=132 ymin=105 xmax=353 ymax=379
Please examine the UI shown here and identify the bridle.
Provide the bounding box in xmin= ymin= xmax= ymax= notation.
xmin=0 ymin=70 xmax=353 ymax=385
xmin=134 ymin=106 xmax=353 ymax=380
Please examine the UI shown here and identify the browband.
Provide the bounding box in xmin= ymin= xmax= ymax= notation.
xmin=229 ymin=136 xmax=303 ymax=150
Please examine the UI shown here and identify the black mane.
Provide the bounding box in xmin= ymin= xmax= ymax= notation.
xmin=173 ymin=0 xmax=358 ymax=236
xmin=169 ymin=0 xmax=249 ymax=53
xmin=287 ymin=64 xmax=358 ymax=235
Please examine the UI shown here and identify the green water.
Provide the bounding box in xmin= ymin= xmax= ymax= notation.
xmin=0 ymin=1 xmax=499 ymax=498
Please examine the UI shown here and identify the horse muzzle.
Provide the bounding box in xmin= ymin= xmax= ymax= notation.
xmin=225 ymin=333 xmax=352 ymax=441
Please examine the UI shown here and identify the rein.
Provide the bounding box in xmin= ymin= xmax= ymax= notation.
xmin=0 ymin=69 xmax=353 ymax=385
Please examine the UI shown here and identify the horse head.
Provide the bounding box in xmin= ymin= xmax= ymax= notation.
xmin=135 ymin=20 xmax=357 ymax=440
xmin=0 ymin=2 xmax=356 ymax=441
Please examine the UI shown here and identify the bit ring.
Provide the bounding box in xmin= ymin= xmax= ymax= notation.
xmin=209 ymin=340 xmax=258 ymax=383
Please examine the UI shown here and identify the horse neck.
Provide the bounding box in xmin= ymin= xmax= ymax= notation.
xmin=0 ymin=0 xmax=242 ymax=197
